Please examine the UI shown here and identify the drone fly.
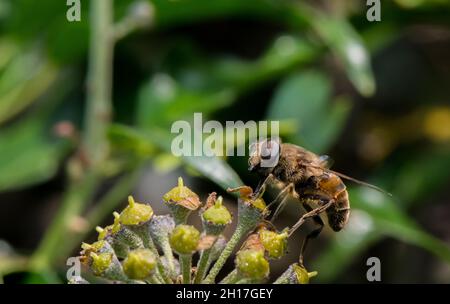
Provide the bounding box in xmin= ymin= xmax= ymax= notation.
xmin=248 ymin=138 xmax=390 ymax=265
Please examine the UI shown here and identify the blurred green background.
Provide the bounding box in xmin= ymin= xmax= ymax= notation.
xmin=0 ymin=0 xmax=450 ymax=283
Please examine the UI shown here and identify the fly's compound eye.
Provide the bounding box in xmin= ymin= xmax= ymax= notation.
xmin=261 ymin=151 xmax=272 ymax=160
xmin=259 ymin=138 xmax=280 ymax=168
xmin=260 ymin=142 xmax=270 ymax=160
xmin=260 ymin=139 xmax=278 ymax=160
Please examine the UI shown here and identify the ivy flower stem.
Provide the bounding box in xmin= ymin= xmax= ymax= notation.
xmin=145 ymin=236 xmax=173 ymax=284
xmin=83 ymin=0 xmax=113 ymax=162
xmin=203 ymin=224 xmax=248 ymax=283
xmin=203 ymin=187 xmax=267 ymax=283
xmin=147 ymin=275 xmax=163 ymax=284
xmin=180 ymin=254 xmax=192 ymax=284
xmin=161 ymin=241 xmax=176 ymax=276
xmin=194 ymin=248 xmax=212 ymax=284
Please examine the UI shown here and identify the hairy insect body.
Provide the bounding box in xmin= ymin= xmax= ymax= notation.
xmin=254 ymin=142 xmax=351 ymax=231
xmin=302 ymin=173 xmax=350 ymax=232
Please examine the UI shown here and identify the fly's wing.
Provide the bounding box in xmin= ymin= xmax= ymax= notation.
xmin=284 ymin=144 xmax=391 ymax=196
xmin=288 ymin=145 xmax=325 ymax=177
xmin=325 ymin=169 xmax=392 ymax=196
xmin=308 ymin=164 xmax=392 ymax=197
xmin=319 ymin=155 xmax=334 ymax=169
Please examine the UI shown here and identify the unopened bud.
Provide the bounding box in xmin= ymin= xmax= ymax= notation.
xmin=122 ymin=249 xmax=156 ymax=280
xmin=293 ymin=264 xmax=317 ymax=284
xmin=275 ymin=263 xmax=317 ymax=284
xmin=90 ymin=252 xmax=113 ymax=276
xmin=169 ymin=224 xmax=200 ymax=255
xmin=235 ymin=249 xmax=269 ymax=280
xmin=259 ymin=228 xmax=288 ymax=259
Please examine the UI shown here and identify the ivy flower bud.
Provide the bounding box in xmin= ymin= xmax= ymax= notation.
xmin=95 ymin=213 xmax=131 ymax=259
xmin=259 ymin=228 xmax=288 ymax=259
xmin=235 ymin=249 xmax=269 ymax=280
xmin=274 ymin=263 xmax=317 ymax=284
xmin=81 ymin=240 xmax=109 ymax=254
xmin=293 ymin=264 xmax=317 ymax=284
xmin=122 ymin=249 xmax=156 ymax=280
xmin=89 ymin=251 xmax=128 ymax=281
xmin=201 ymin=195 xmax=232 ymax=235
xmin=119 ymin=196 xmax=153 ymax=226
xmin=228 ymin=186 xmax=268 ymax=229
xmin=90 ymin=252 xmax=113 ymax=276
xmin=229 ymin=185 xmax=267 ymax=211
xmin=96 ymin=226 xmax=108 ymax=241
xmin=169 ymin=224 xmax=200 ymax=255
xmin=163 ymin=177 xmax=201 ymax=224
xmin=96 ymin=212 xmax=121 ymax=241
xmin=80 ymin=240 xmax=127 ymax=281
xmin=117 ymin=197 xmax=155 ymax=250
xmin=80 ymin=240 xmax=114 ymax=265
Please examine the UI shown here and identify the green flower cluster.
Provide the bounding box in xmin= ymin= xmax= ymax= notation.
xmin=73 ymin=178 xmax=317 ymax=284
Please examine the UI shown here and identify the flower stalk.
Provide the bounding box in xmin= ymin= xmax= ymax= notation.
xmin=194 ymin=195 xmax=231 ymax=283
xmin=203 ymin=187 xmax=267 ymax=283
xmin=179 ymin=254 xmax=192 ymax=284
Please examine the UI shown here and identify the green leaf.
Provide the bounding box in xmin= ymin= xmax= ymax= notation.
xmin=267 ymin=70 xmax=351 ymax=153
xmin=0 ymin=118 xmax=70 ymax=192
xmin=136 ymin=36 xmax=317 ymax=131
xmin=136 ymin=74 xmax=236 ymax=129
xmin=108 ymin=123 xmax=157 ymax=158
xmin=211 ymin=35 xmax=317 ymax=91
xmin=0 ymin=48 xmax=59 ymax=124
xmin=297 ymin=4 xmax=376 ymax=97
xmin=353 ymin=188 xmax=450 ymax=261
xmin=0 ymin=71 xmax=73 ymax=192
xmin=154 ymin=127 xmax=243 ymax=190
xmin=109 ymin=124 xmax=243 ymax=191
xmin=391 ymin=148 xmax=450 ymax=205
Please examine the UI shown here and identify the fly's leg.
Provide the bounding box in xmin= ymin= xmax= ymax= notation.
xmin=288 ymin=200 xmax=332 ymax=236
xmin=268 ymin=183 xmax=296 ymax=222
xmin=298 ymin=203 xmax=325 ymax=267
xmin=287 ymin=199 xmax=333 ymax=266
xmin=253 ymin=174 xmax=274 ymax=198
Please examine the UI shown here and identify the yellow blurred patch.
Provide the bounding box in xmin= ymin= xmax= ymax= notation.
xmin=424 ymin=107 xmax=450 ymax=142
